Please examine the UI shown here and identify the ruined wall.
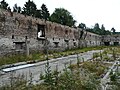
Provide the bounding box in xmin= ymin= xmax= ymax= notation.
xmin=85 ymin=32 xmax=102 ymax=46
xmin=0 ymin=9 xmax=102 ymax=56
xmin=102 ymin=35 xmax=120 ymax=46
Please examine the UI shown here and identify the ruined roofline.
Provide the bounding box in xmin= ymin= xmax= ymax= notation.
xmin=0 ymin=8 xmax=79 ymax=31
xmin=0 ymin=8 xmax=101 ymax=36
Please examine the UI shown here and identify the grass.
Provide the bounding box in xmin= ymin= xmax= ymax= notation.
xmin=82 ymin=61 xmax=109 ymax=76
xmin=0 ymin=52 xmax=45 ymax=66
xmin=0 ymin=59 xmax=101 ymax=90
xmin=69 ymin=59 xmax=114 ymax=79
xmin=0 ymin=46 xmax=113 ymax=66
xmin=0 ymin=46 xmax=120 ymax=90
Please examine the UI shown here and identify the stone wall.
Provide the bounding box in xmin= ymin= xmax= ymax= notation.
xmin=102 ymin=35 xmax=120 ymax=46
xmin=0 ymin=9 xmax=102 ymax=56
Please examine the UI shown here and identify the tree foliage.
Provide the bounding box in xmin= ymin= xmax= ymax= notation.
xmin=41 ymin=4 xmax=50 ymax=20
xmin=22 ymin=1 xmax=50 ymax=20
xmin=13 ymin=4 xmax=21 ymax=13
xmin=50 ymin=8 xmax=76 ymax=27
xmin=101 ymin=24 xmax=105 ymax=31
xmin=22 ymin=0 xmax=37 ymax=16
xmin=86 ymin=23 xmax=111 ymax=35
xmin=78 ymin=23 xmax=111 ymax=35
xmin=35 ymin=9 xmax=42 ymax=18
xmin=78 ymin=23 xmax=86 ymax=30
xmin=93 ymin=23 xmax=101 ymax=34
xmin=111 ymin=27 xmax=116 ymax=34
xmin=0 ymin=0 xmax=8 ymax=10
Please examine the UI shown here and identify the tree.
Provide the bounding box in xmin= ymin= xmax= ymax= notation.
xmin=86 ymin=28 xmax=94 ymax=33
xmin=100 ymin=24 xmax=106 ymax=35
xmin=13 ymin=4 xmax=21 ymax=13
xmin=0 ymin=0 xmax=8 ymax=10
xmin=111 ymin=27 xmax=116 ymax=34
xmin=7 ymin=6 xmax=11 ymax=11
xmin=22 ymin=0 xmax=37 ymax=16
xmin=93 ymin=23 xmax=101 ymax=34
xmin=101 ymin=24 xmax=105 ymax=31
xmin=94 ymin=23 xmax=100 ymax=31
xmin=35 ymin=9 xmax=42 ymax=18
xmin=50 ymin=8 xmax=76 ymax=27
xmin=78 ymin=23 xmax=86 ymax=30
xmin=85 ymin=24 xmax=111 ymax=35
xmin=104 ymin=30 xmax=111 ymax=35
xmin=41 ymin=4 xmax=50 ymax=20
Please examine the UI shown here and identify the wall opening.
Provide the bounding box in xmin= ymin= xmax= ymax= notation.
xmin=104 ymin=42 xmax=110 ymax=46
xmin=37 ymin=24 xmax=45 ymax=39
xmin=53 ymin=42 xmax=59 ymax=48
xmin=89 ymin=41 xmax=91 ymax=44
xmin=64 ymin=39 xmax=69 ymax=49
xmin=12 ymin=35 xmax=14 ymax=39
xmin=73 ymin=42 xmax=77 ymax=47
xmin=53 ymin=37 xmax=54 ymax=40
xmin=13 ymin=42 xmax=25 ymax=50
xmin=25 ymin=36 xmax=28 ymax=39
xmin=114 ymin=42 xmax=119 ymax=46
xmin=65 ymin=30 xmax=68 ymax=35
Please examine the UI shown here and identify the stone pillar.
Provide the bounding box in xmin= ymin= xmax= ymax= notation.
xmin=25 ymin=38 xmax=30 ymax=57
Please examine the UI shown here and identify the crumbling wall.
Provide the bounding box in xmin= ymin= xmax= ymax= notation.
xmin=0 ymin=9 xmax=102 ymax=56
xmin=102 ymin=35 xmax=120 ymax=45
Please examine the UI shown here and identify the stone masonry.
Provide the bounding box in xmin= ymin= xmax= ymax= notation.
xmin=0 ymin=9 xmax=118 ymax=56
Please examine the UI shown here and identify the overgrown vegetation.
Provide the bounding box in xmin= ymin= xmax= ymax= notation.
xmin=0 ymin=46 xmax=120 ymax=90
xmin=0 ymin=59 xmax=102 ymax=90
xmin=0 ymin=46 xmax=108 ymax=66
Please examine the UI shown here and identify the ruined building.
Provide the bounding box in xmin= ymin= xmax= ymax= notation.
xmin=0 ymin=9 xmax=119 ymax=56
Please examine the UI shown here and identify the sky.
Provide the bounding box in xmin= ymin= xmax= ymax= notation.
xmin=2 ymin=0 xmax=120 ymax=32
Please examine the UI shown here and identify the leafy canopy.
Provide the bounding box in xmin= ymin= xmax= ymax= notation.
xmin=41 ymin=4 xmax=50 ymax=20
xmin=22 ymin=0 xmax=37 ymax=16
xmin=0 ymin=0 xmax=8 ymax=10
xmin=78 ymin=23 xmax=86 ymax=30
xmin=51 ymin=8 xmax=76 ymax=27
xmin=13 ymin=4 xmax=21 ymax=13
xmin=84 ymin=23 xmax=111 ymax=35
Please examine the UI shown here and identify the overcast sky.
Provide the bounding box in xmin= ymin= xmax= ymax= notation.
xmin=2 ymin=0 xmax=120 ymax=32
